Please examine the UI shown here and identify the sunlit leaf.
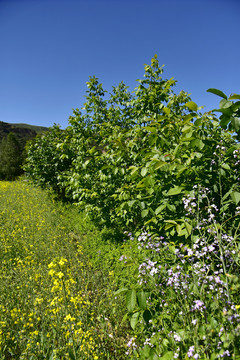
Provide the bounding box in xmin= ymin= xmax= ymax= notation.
xmin=206 ymin=88 xmax=228 ymax=100
xmin=219 ymin=99 xmax=232 ymax=109
xmin=185 ymin=101 xmax=198 ymax=111
xmin=126 ymin=289 xmax=136 ymax=312
xmin=130 ymin=312 xmax=140 ymax=330
xmin=231 ymin=192 xmax=240 ymax=205
xmin=167 ymin=186 xmax=183 ymax=196
xmin=229 ymin=94 xmax=240 ymax=100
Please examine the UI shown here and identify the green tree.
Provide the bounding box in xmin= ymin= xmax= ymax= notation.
xmin=0 ymin=132 xmax=23 ymax=180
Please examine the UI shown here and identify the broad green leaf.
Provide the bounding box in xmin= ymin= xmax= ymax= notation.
xmin=120 ymin=313 xmax=128 ymax=325
xmin=141 ymin=209 xmax=149 ymax=218
xmin=185 ymin=221 xmax=192 ymax=236
xmin=182 ymin=124 xmax=192 ymax=132
xmin=221 ymin=163 xmax=230 ymax=170
xmin=229 ymin=94 xmax=240 ymax=100
xmin=114 ymin=288 xmax=128 ymax=296
xmin=142 ymin=345 xmax=150 ymax=357
xmin=137 ymin=291 xmax=147 ymax=309
xmin=231 ymin=192 xmax=240 ymax=205
xmin=220 ymin=115 xmax=230 ymax=129
xmin=176 ymin=224 xmax=182 ymax=236
xmin=219 ymin=99 xmax=232 ymax=109
xmin=139 ymin=201 xmax=146 ymax=210
xmin=128 ymin=165 xmax=138 ymax=175
xmin=155 ymin=203 xmax=167 ymax=215
xmin=206 ymin=88 xmax=228 ymax=100
xmin=166 ymin=203 xmax=176 ymax=212
xmin=190 ymin=138 xmax=205 ymax=150
xmin=126 ymin=289 xmax=136 ymax=312
xmin=164 ymin=219 xmax=178 ymax=224
xmin=182 ymin=114 xmax=194 ymax=123
xmin=167 ymin=186 xmax=183 ymax=196
xmin=163 ymin=107 xmax=170 ymax=115
xmin=231 ymin=117 xmax=240 ymax=132
xmin=151 ymin=160 xmax=167 ymax=171
xmin=232 ymin=101 xmax=240 ymax=111
xmin=113 ymin=167 xmax=118 ymax=175
xmin=194 ymin=118 xmax=202 ymax=126
xmin=141 ymin=167 xmax=148 ymax=177
xmin=144 ymin=175 xmax=155 ymax=187
xmin=185 ymin=101 xmax=198 ymax=111
xmin=165 ymin=223 xmax=175 ymax=231
xmin=128 ymin=200 xmax=136 ymax=208
xmin=159 ymin=351 xmax=174 ymax=360
xmin=130 ymin=312 xmax=140 ymax=330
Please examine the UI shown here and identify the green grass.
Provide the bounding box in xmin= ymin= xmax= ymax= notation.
xmin=0 ymin=180 xmax=134 ymax=359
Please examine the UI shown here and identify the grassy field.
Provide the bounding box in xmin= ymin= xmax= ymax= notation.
xmin=0 ymin=180 xmax=134 ymax=359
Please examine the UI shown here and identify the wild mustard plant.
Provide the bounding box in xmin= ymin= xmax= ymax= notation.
xmin=0 ymin=181 xmax=130 ymax=359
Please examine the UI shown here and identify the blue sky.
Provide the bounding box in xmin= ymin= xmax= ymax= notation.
xmin=0 ymin=0 xmax=239 ymax=129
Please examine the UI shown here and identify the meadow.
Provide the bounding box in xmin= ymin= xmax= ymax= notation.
xmin=1 ymin=177 xmax=240 ymax=359
xmin=0 ymin=180 xmax=136 ymax=359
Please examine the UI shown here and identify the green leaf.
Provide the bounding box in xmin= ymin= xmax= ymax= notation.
xmin=137 ymin=291 xmax=147 ymax=309
xmin=231 ymin=117 xmax=240 ymax=132
xmin=229 ymin=94 xmax=240 ymax=100
xmin=159 ymin=351 xmax=174 ymax=360
xmin=185 ymin=221 xmax=192 ymax=236
xmin=190 ymin=139 xmax=205 ymax=150
xmin=128 ymin=165 xmax=138 ymax=175
xmin=141 ymin=167 xmax=148 ymax=177
xmin=128 ymin=200 xmax=136 ymax=208
xmin=176 ymin=224 xmax=182 ymax=236
xmin=231 ymin=192 xmax=240 ymax=205
xmin=167 ymin=186 xmax=183 ymax=196
xmin=151 ymin=160 xmax=167 ymax=171
xmin=141 ymin=209 xmax=149 ymax=218
xmin=219 ymin=99 xmax=232 ymax=109
xmin=114 ymin=288 xmax=128 ymax=296
xmin=130 ymin=312 xmax=140 ymax=330
xmin=142 ymin=345 xmax=150 ymax=357
xmin=206 ymin=88 xmax=228 ymax=100
xmin=185 ymin=101 xmax=198 ymax=111
xmin=166 ymin=203 xmax=176 ymax=212
xmin=163 ymin=107 xmax=170 ymax=115
xmin=220 ymin=115 xmax=230 ymax=129
xmin=182 ymin=114 xmax=194 ymax=123
xmin=126 ymin=289 xmax=136 ymax=312
xmin=221 ymin=163 xmax=230 ymax=170
xmin=155 ymin=203 xmax=167 ymax=215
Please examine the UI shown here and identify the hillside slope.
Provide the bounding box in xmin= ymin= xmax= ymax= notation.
xmin=0 ymin=121 xmax=48 ymax=147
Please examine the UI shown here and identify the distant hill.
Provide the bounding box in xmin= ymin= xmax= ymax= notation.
xmin=0 ymin=121 xmax=48 ymax=148
xmin=10 ymin=123 xmax=49 ymax=134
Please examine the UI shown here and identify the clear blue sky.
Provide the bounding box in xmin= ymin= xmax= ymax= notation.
xmin=0 ymin=0 xmax=239 ymax=129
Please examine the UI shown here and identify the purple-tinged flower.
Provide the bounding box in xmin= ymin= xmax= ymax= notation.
xmin=192 ymin=300 xmax=206 ymax=312
xmin=187 ymin=346 xmax=195 ymax=357
xmin=173 ymin=333 xmax=181 ymax=342
xmin=220 ymin=350 xmax=231 ymax=357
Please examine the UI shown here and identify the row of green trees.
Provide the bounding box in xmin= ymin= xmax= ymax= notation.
xmin=0 ymin=132 xmax=23 ymax=180
xmin=24 ymin=55 xmax=240 ymax=238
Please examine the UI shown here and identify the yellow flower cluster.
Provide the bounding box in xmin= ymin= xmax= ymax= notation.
xmin=0 ymin=181 xmax=107 ymax=359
